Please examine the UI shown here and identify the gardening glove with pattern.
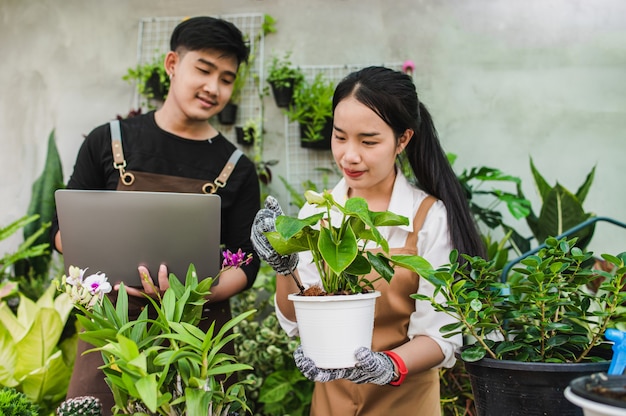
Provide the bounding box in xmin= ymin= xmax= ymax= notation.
xmin=251 ymin=196 xmax=299 ymax=275
xmin=294 ymin=346 xmax=396 ymax=385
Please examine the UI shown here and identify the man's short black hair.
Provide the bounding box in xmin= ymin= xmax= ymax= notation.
xmin=170 ymin=16 xmax=249 ymax=65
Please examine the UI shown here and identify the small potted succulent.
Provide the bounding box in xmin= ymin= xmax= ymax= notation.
xmin=264 ymin=190 xmax=432 ymax=368
xmin=412 ymin=236 xmax=626 ymax=416
xmin=266 ymin=52 xmax=304 ymax=108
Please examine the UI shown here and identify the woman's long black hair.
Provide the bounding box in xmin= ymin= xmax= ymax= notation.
xmin=332 ymin=66 xmax=485 ymax=258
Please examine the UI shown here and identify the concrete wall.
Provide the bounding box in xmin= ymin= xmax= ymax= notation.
xmin=1 ymin=0 xmax=625 ymax=256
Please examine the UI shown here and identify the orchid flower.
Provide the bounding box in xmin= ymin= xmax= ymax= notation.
xmin=222 ymin=249 xmax=253 ymax=269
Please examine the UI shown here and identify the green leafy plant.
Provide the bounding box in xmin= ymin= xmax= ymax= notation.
xmin=230 ymin=60 xmax=251 ymax=106
xmin=123 ymin=53 xmax=170 ymax=108
xmin=413 ymin=237 xmax=626 ymax=364
xmin=266 ymin=52 xmax=304 ymax=91
xmin=0 ymin=386 xmax=40 ymax=415
xmin=1 ymin=215 xmax=49 ymax=281
xmin=232 ymin=266 xmax=313 ymax=416
xmin=519 ymin=159 xmax=596 ymax=250
xmin=56 ymin=254 xmax=255 ymax=415
xmin=265 ymin=190 xmax=432 ymax=294
xmin=239 ymin=118 xmax=261 ymax=145
xmin=454 ymin=159 xmax=532 ymax=255
xmin=284 ymin=73 xmax=334 ymax=143
xmin=0 ymin=282 xmax=76 ymax=414
xmin=20 ymin=129 xmax=65 ymax=279
xmin=278 ymin=168 xmax=339 ymax=211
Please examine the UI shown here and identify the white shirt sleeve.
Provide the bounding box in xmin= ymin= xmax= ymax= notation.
xmin=408 ymin=200 xmax=463 ymax=368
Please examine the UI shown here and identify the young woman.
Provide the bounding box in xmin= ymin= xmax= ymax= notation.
xmin=252 ymin=66 xmax=484 ymax=415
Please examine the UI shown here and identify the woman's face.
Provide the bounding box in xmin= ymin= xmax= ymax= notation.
xmin=332 ymin=96 xmax=411 ymax=199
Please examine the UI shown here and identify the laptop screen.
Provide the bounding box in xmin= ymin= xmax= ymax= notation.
xmin=55 ymin=189 xmax=221 ymax=287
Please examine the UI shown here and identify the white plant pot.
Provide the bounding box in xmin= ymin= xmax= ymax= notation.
xmin=288 ymin=291 xmax=381 ymax=369
xmin=565 ymin=387 xmax=626 ymax=416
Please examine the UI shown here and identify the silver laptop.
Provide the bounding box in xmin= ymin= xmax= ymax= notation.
xmin=55 ymin=189 xmax=221 ymax=287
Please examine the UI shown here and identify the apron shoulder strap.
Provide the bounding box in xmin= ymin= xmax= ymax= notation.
xmin=111 ymin=118 xmax=244 ymax=193
xmin=202 ymin=149 xmax=244 ymax=194
xmin=405 ymin=195 xmax=438 ymax=250
xmin=110 ymin=120 xmax=136 ymax=185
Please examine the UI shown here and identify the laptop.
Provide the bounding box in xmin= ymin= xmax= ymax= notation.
xmin=55 ymin=189 xmax=222 ymax=287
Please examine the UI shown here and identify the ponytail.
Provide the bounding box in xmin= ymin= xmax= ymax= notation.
xmin=407 ymin=102 xmax=485 ymax=258
xmin=333 ymin=66 xmax=485 ymax=258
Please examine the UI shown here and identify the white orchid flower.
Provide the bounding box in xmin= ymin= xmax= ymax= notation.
xmin=83 ymin=272 xmax=112 ymax=297
xmin=66 ymin=265 xmax=86 ymax=286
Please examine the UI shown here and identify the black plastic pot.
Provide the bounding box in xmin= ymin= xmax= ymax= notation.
xmin=300 ymin=117 xmax=332 ymax=150
xmin=145 ymin=71 xmax=168 ymax=102
xmin=217 ymin=102 xmax=238 ymax=125
xmin=269 ymin=79 xmax=295 ymax=108
xmin=235 ymin=126 xmax=254 ymax=146
xmin=460 ymin=351 xmax=612 ymax=416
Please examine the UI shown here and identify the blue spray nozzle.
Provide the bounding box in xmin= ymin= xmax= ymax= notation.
xmin=606 ymin=328 xmax=626 ymax=376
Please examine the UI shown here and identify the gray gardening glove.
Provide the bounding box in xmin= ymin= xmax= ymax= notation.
xmin=293 ymin=346 xmax=395 ymax=385
xmin=251 ymin=196 xmax=299 ymax=275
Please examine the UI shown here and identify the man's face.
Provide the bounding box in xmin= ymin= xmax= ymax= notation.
xmin=166 ymin=48 xmax=239 ymax=122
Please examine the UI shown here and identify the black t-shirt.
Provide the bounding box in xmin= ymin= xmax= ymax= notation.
xmin=52 ymin=111 xmax=261 ymax=288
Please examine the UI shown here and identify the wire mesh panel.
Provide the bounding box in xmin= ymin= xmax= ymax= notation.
xmin=282 ymin=63 xmax=403 ymax=215
xmin=134 ymin=13 xmax=265 ymax=146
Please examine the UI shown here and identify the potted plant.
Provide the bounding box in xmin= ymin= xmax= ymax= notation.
xmin=235 ymin=118 xmax=260 ymax=146
xmin=123 ymin=53 xmax=170 ymax=109
xmin=412 ymin=236 xmax=626 ymax=416
xmin=55 ymin=251 xmax=256 ymax=416
xmin=264 ymin=190 xmax=432 ymax=368
xmin=266 ymin=52 xmax=304 ymax=108
xmin=284 ymin=73 xmax=335 ymax=150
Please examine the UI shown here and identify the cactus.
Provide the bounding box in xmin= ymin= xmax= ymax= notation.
xmin=56 ymin=396 xmax=102 ymax=416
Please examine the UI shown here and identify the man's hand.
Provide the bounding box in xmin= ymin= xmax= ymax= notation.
xmin=115 ymin=263 xmax=169 ymax=298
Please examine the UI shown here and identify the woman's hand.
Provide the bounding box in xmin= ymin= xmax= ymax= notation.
xmin=114 ymin=264 xmax=170 ymax=298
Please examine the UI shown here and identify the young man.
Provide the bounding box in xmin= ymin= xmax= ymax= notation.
xmin=52 ymin=16 xmax=260 ymax=414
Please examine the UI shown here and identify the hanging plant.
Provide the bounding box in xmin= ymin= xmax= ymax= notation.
xmin=123 ymin=53 xmax=170 ymax=108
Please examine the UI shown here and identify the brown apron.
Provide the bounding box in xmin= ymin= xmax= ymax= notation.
xmin=65 ymin=120 xmax=241 ymax=415
xmin=311 ymin=196 xmax=441 ymax=416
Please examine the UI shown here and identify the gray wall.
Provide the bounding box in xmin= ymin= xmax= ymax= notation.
xmin=1 ymin=0 xmax=625 ymax=256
